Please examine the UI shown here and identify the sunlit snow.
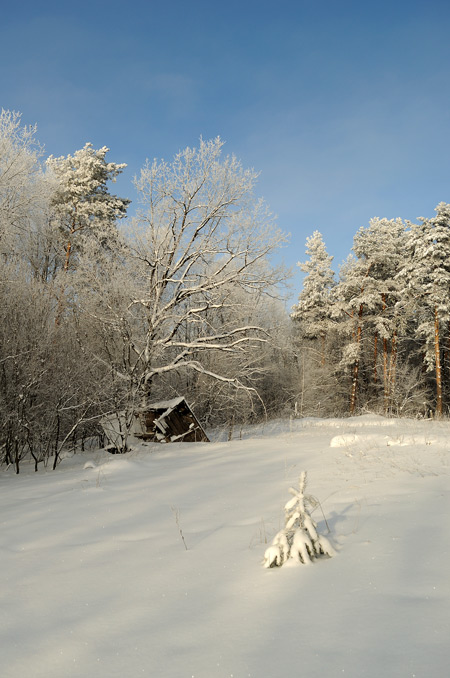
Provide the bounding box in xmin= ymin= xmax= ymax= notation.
xmin=1 ymin=415 xmax=449 ymax=678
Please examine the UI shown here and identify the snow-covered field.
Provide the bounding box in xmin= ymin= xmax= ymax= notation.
xmin=1 ymin=415 xmax=449 ymax=678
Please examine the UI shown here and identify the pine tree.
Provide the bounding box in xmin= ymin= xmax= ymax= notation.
xmin=335 ymin=218 xmax=405 ymax=413
xmin=291 ymin=231 xmax=335 ymax=364
xmin=46 ymin=144 xmax=130 ymax=324
xmin=263 ymin=471 xmax=335 ymax=568
xmin=398 ymin=203 xmax=450 ymax=416
xmin=46 ymin=143 xmax=130 ymax=274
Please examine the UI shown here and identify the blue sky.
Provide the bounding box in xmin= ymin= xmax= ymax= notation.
xmin=2 ymin=0 xmax=450 ymax=302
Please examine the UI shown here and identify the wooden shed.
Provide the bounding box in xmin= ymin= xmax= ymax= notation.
xmin=133 ymin=397 xmax=209 ymax=443
xmin=100 ymin=397 xmax=209 ymax=450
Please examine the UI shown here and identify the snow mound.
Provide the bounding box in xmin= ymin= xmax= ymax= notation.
xmin=330 ymin=433 xmax=438 ymax=449
xmin=330 ymin=433 xmax=361 ymax=447
xmin=302 ymin=414 xmax=399 ymax=429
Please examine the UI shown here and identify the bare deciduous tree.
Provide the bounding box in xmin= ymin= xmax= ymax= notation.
xmin=78 ymin=138 xmax=288 ymax=420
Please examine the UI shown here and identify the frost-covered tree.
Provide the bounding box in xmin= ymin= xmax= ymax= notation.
xmin=46 ymin=144 xmax=130 ymax=324
xmin=290 ymin=232 xmax=339 ymax=417
xmin=0 ymin=110 xmax=64 ymax=283
xmin=98 ymin=137 xmax=288 ymax=410
xmin=289 ymin=205 xmax=450 ymax=417
xmin=263 ymin=471 xmax=335 ymax=568
xmin=335 ymin=218 xmax=405 ymax=413
xmin=0 ymin=258 xmax=107 ymax=473
xmin=397 ymin=204 xmax=450 ymax=416
xmin=291 ymin=231 xmax=335 ymax=362
xmin=0 ymin=110 xmax=50 ymax=252
xmin=46 ymin=143 xmax=130 ymax=274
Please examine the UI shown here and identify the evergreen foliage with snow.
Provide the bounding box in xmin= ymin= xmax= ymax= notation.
xmin=334 ymin=218 xmax=406 ymax=413
xmin=5 ymin=105 xmax=450 ymax=473
xmin=291 ymin=215 xmax=444 ymax=418
xmin=263 ymin=471 xmax=335 ymax=568
xmin=46 ymin=143 xmax=130 ymax=271
xmin=396 ymin=203 xmax=450 ymax=416
xmin=291 ymin=230 xmax=335 ymax=341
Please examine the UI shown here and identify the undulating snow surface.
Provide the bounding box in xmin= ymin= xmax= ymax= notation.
xmin=1 ymin=416 xmax=449 ymax=678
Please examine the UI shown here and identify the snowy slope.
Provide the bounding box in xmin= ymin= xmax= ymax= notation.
xmin=1 ymin=416 xmax=449 ymax=678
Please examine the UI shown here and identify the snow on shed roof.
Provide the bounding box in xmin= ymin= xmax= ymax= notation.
xmin=135 ymin=396 xmax=185 ymax=413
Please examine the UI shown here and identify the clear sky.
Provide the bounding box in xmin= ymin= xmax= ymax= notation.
xmin=2 ymin=0 xmax=450 ymax=302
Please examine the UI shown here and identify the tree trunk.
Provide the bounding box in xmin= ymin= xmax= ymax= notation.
xmin=380 ymin=294 xmax=389 ymax=412
xmin=444 ymin=320 xmax=450 ymax=387
xmin=64 ymin=239 xmax=72 ymax=272
xmin=55 ymin=213 xmax=78 ymax=325
xmin=349 ymin=306 xmax=363 ymax=414
xmin=349 ymin=265 xmax=372 ymax=415
xmin=383 ymin=337 xmax=388 ymax=409
xmin=434 ymin=306 xmax=443 ymax=417
xmin=385 ymin=331 xmax=398 ymax=414
xmin=373 ymin=332 xmax=378 ymax=383
xmin=349 ymin=360 xmax=359 ymax=415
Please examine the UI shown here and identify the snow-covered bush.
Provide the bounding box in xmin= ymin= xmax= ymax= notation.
xmin=263 ymin=471 xmax=335 ymax=568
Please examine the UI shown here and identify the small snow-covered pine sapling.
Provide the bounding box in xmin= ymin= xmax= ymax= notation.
xmin=263 ymin=471 xmax=335 ymax=568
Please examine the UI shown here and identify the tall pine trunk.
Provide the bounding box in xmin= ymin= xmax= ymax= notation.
xmin=434 ymin=306 xmax=443 ymax=417
xmin=55 ymin=216 xmax=78 ymax=325
xmin=349 ymin=264 xmax=372 ymax=415
xmin=444 ymin=320 xmax=450 ymax=388
xmin=382 ymin=336 xmax=389 ymax=413
xmin=320 ymin=333 xmax=326 ymax=366
xmin=349 ymin=304 xmax=363 ymax=414
xmin=373 ymin=332 xmax=378 ymax=383
xmin=385 ymin=331 xmax=398 ymax=414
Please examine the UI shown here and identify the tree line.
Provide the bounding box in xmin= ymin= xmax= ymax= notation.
xmin=1 ymin=108 xmax=448 ymax=472
xmin=0 ymin=110 xmax=294 ymax=472
xmin=292 ymin=212 xmax=450 ymax=419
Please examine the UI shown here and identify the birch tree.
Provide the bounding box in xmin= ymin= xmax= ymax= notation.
xmin=1 ymin=110 xmax=39 ymax=234
xmin=82 ymin=138 xmax=287 ymax=413
xmin=0 ymin=110 xmax=51 ymax=256
xmin=0 ymin=260 xmax=103 ymax=472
